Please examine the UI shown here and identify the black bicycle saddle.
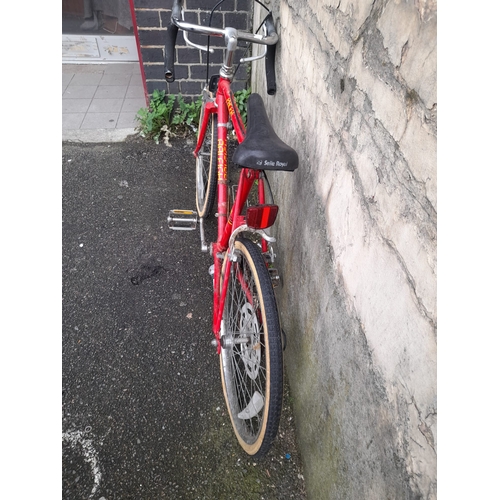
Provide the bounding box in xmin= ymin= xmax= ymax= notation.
xmin=233 ymin=93 xmax=299 ymax=172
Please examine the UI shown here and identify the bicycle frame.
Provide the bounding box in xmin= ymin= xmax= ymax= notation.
xmin=194 ymin=77 xmax=270 ymax=352
xmin=164 ymin=0 xmax=299 ymax=457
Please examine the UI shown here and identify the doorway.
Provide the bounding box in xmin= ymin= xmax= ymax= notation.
xmin=62 ymin=0 xmax=139 ymax=62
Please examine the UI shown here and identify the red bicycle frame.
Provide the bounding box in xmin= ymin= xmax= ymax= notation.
xmin=193 ymin=77 xmax=269 ymax=352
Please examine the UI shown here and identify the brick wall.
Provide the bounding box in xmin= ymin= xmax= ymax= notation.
xmin=132 ymin=0 xmax=252 ymax=99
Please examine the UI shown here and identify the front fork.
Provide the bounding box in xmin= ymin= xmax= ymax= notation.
xmin=211 ymin=224 xmax=277 ymax=354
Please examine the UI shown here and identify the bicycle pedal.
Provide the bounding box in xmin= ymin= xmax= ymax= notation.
xmin=167 ymin=210 xmax=198 ymax=231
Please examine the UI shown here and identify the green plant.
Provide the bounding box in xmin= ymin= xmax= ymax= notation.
xmin=135 ymin=89 xmax=175 ymax=144
xmin=172 ymin=94 xmax=203 ymax=132
xmin=135 ymin=91 xmax=204 ymax=145
xmin=135 ymin=88 xmax=251 ymax=145
xmin=234 ymin=88 xmax=251 ymax=125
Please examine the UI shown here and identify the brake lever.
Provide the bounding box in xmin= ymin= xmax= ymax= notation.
xmin=240 ymin=44 xmax=267 ymax=64
xmin=239 ymin=19 xmax=269 ymax=64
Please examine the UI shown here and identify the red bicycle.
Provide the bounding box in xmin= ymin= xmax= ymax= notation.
xmin=165 ymin=0 xmax=298 ymax=457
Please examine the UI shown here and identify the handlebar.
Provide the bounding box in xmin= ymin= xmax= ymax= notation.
xmin=164 ymin=0 xmax=278 ymax=95
xmin=263 ymin=14 xmax=277 ymax=95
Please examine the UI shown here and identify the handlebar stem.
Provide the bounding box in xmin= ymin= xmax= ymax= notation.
xmin=220 ymin=28 xmax=238 ymax=80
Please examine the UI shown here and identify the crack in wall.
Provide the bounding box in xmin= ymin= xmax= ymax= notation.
xmin=382 ymin=236 xmax=437 ymax=333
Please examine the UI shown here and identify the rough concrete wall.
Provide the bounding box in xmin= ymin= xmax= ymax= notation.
xmin=251 ymin=1 xmax=436 ymax=498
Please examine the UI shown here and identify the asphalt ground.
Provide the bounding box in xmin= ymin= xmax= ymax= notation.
xmin=62 ymin=138 xmax=307 ymax=500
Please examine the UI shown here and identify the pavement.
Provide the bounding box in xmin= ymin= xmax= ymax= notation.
xmin=62 ymin=62 xmax=147 ymax=143
xmin=62 ymin=122 xmax=307 ymax=496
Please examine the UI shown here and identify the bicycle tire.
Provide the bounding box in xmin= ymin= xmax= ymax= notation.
xmin=195 ymin=110 xmax=217 ymax=218
xmin=220 ymin=237 xmax=283 ymax=457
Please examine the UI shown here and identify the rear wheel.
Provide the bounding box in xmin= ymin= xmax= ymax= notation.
xmin=220 ymin=238 xmax=283 ymax=457
xmin=195 ymin=110 xmax=217 ymax=218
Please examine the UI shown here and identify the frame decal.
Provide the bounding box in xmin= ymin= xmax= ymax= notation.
xmin=217 ymin=138 xmax=228 ymax=181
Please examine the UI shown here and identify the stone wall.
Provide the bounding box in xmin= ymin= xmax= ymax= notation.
xmin=251 ymin=1 xmax=437 ymax=498
xmin=132 ymin=0 xmax=251 ymax=97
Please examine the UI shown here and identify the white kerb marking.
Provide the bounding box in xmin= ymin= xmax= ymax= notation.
xmin=62 ymin=428 xmax=102 ymax=499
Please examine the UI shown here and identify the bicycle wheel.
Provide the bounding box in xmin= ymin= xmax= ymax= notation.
xmin=195 ymin=110 xmax=217 ymax=218
xmin=220 ymin=237 xmax=283 ymax=457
